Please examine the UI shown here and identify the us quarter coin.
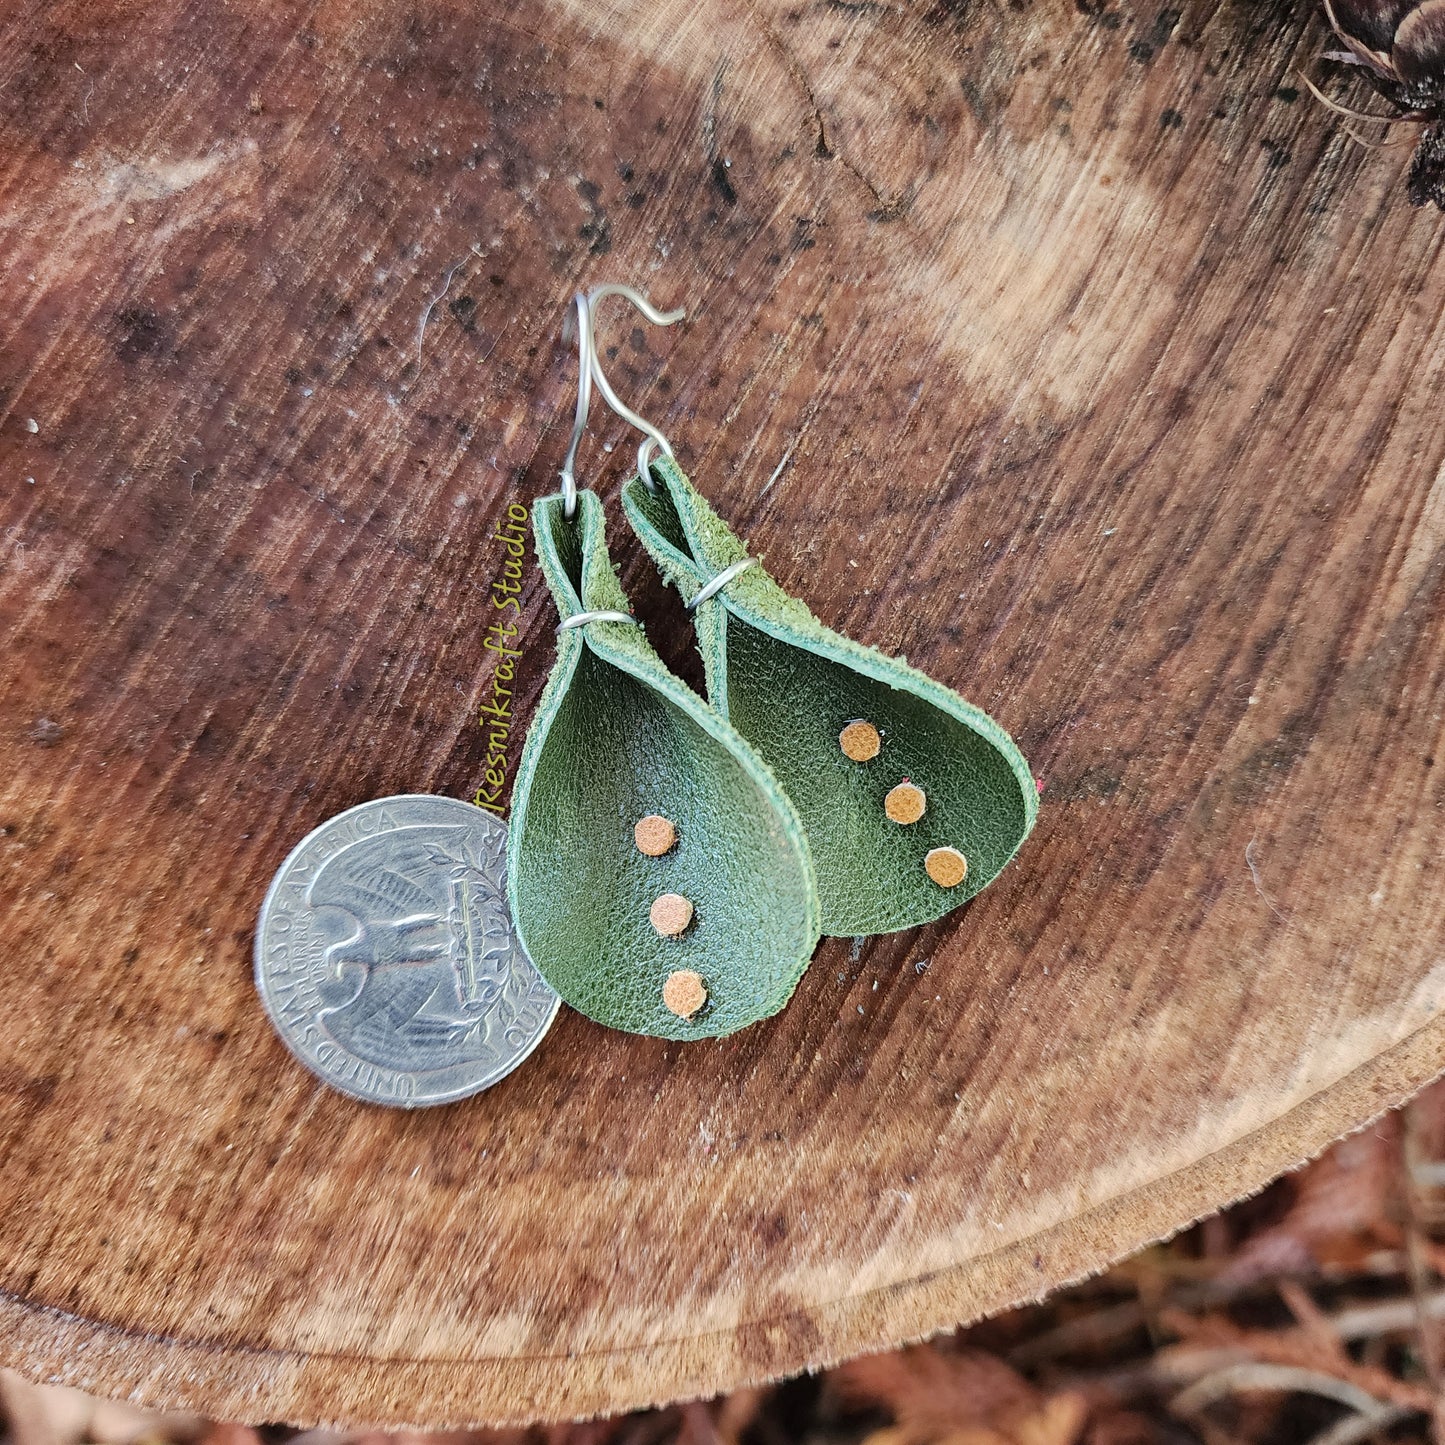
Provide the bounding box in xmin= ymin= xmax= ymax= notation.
xmin=254 ymin=795 xmax=559 ymax=1106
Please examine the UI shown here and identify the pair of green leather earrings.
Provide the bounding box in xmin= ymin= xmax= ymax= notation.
xmin=506 ymin=287 xmax=1037 ymax=1042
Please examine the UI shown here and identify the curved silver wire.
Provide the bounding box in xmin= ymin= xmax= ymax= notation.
xmin=638 ymin=431 xmax=757 ymax=603
xmin=585 ymin=284 xmax=685 ymax=489
xmin=556 ymin=609 xmax=640 ymax=632
xmin=637 ymin=434 xmax=659 ymax=486
xmin=557 ymin=292 xmax=593 ymax=520
xmin=687 ymin=557 xmax=757 ymax=610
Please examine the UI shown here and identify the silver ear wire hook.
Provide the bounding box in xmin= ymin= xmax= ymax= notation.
xmin=585 ymin=285 xmax=685 ymax=490
xmin=687 ymin=558 xmax=757 ymax=609
xmin=557 ymin=609 xmax=639 ymax=632
xmin=552 ymin=291 xmax=642 ymax=629
xmin=637 ymin=435 xmax=658 ymax=485
xmin=636 ymin=436 xmax=759 ymax=608
xmin=557 ymin=291 xmax=593 ymax=520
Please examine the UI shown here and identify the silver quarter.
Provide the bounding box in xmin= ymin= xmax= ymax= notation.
xmin=254 ymin=795 xmax=559 ymax=1106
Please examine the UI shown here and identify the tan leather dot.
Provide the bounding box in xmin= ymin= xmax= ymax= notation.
xmin=650 ymin=892 xmax=694 ymax=938
xmin=663 ymin=969 xmax=707 ymax=1019
xmin=839 ymin=719 xmax=881 ymax=762
xmin=634 ymin=814 xmax=678 ymax=856
xmin=884 ymin=781 xmax=927 ymax=825
xmin=925 ymin=847 xmax=968 ymax=888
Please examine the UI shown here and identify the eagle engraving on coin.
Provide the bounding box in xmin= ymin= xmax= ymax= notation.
xmin=255 ymin=796 xmax=558 ymax=1105
xmin=310 ymin=824 xmax=514 ymax=1067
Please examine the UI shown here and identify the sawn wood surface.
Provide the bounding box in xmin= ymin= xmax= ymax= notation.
xmin=1 ymin=0 xmax=1444 ymax=1426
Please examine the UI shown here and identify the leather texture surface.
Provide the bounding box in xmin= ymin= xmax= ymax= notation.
xmin=507 ymin=491 xmax=821 ymax=1039
xmin=623 ymin=460 xmax=1038 ymax=936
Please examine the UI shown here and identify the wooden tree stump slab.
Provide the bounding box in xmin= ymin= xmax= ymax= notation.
xmin=2 ymin=0 xmax=1444 ymax=1426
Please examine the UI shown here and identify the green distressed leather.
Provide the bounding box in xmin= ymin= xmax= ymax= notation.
xmin=622 ymin=458 xmax=1038 ymax=937
xmin=507 ymin=490 xmax=821 ymax=1039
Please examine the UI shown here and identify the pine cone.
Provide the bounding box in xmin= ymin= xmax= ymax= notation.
xmin=1325 ymin=0 xmax=1445 ymax=206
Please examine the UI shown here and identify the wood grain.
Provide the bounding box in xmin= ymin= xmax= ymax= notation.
xmin=2 ymin=0 xmax=1444 ymax=1425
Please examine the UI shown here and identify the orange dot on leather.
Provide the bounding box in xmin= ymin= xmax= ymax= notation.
xmin=634 ymin=814 xmax=678 ymax=856
xmin=650 ymin=892 xmax=694 ymax=937
xmin=839 ymin=720 xmax=881 ymax=761
xmin=884 ymin=781 xmax=926 ymax=825
xmin=663 ymin=969 xmax=707 ymax=1019
xmin=925 ymin=847 xmax=968 ymax=888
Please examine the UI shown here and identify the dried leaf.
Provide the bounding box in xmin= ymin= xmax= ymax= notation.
xmin=713 ymin=1390 xmax=765 ymax=1445
xmin=834 ymin=1346 xmax=1086 ymax=1445
xmin=1223 ymin=1125 xmax=1402 ymax=1284
xmin=0 ymin=1373 xmax=201 ymax=1445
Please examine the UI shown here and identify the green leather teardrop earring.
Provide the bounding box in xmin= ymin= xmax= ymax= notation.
xmin=506 ymin=296 xmax=821 ymax=1039
xmin=585 ymin=288 xmax=1037 ymax=938
xmin=622 ymin=455 xmax=1037 ymax=936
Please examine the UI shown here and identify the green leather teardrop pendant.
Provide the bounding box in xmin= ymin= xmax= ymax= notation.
xmin=507 ymin=490 xmax=821 ymax=1039
xmin=622 ymin=458 xmax=1038 ymax=938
